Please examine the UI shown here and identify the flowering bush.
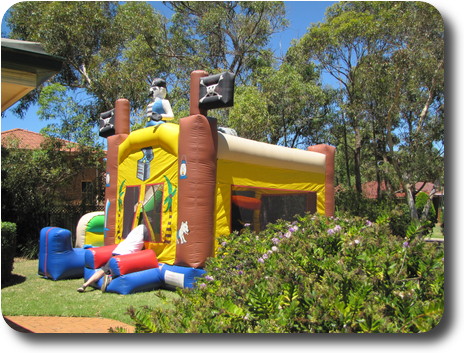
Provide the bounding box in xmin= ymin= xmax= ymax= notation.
xmin=128 ymin=213 xmax=444 ymax=333
xmin=335 ymin=188 xmax=412 ymax=237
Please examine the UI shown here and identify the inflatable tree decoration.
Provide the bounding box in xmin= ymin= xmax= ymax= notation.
xmin=163 ymin=175 xmax=177 ymax=213
xmin=163 ymin=175 xmax=177 ymax=244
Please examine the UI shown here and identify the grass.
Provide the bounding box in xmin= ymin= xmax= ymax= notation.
xmin=1 ymin=258 xmax=179 ymax=325
xmin=426 ymin=223 xmax=444 ymax=240
xmin=1 ymin=223 xmax=444 ymax=329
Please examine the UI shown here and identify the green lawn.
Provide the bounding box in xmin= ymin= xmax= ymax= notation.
xmin=1 ymin=258 xmax=179 ymax=325
xmin=427 ymin=224 xmax=444 ymax=240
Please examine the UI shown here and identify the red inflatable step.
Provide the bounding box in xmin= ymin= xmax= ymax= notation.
xmin=110 ymin=249 xmax=159 ymax=277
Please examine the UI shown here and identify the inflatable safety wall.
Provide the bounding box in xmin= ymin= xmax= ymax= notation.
xmin=213 ymin=133 xmax=332 ymax=251
xmin=39 ymin=227 xmax=86 ymax=280
xmin=75 ymin=211 xmax=105 ymax=248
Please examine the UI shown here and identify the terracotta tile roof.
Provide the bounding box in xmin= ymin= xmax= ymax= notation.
xmin=395 ymin=182 xmax=444 ymax=197
xmin=362 ymin=181 xmax=443 ymax=198
xmin=362 ymin=180 xmax=389 ymax=199
xmin=1 ymin=128 xmax=79 ymax=151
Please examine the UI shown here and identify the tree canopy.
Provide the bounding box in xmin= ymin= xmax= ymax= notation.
xmin=288 ymin=1 xmax=444 ymax=219
xmin=3 ymin=1 xmax=445 ymax=222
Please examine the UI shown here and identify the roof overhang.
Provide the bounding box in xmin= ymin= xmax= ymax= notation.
xmin=1 ymin=38 xmax=63 ymax=111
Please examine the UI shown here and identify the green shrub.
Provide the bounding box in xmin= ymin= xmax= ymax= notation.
xmin=416 ymin=191 xmax=436 ymax=221
xmin=335 ymin=189 xmax=412 ymax=237
xmin=128 ymin=214 xmax=444 ymax=333
xmin=386 ymin=203 xmax=412 ymax=238
xmin=1 ymin=222 xmax=17 ymax=285
xmin=414 ymin=191 xmax=436 ymax=235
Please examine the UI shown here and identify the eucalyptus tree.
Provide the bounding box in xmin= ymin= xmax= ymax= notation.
xmin=166 ymin=1 xmax=289 ymax=83
xmin=348 ymin=2 xmax=444 ymax=220
xmin=228 ymin=62 xmax=330 ymax=148
xmin=6 ymin=1 xmax=178 ymax=128
xmin=6 ymin=1 xmax=290 ymax=132
xmin=289 ymin=1 xmax=444 ymax=221
xmin=288 ymin=2 xmax=387 ymax=193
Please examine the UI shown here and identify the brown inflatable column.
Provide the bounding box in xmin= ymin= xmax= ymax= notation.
xmin=189 ymin=70 xmax=209 ymax=116
xmin=307 ymin=144 xmax=336 ymax=217
xmin=104 ymin=99 xmax=130 ymax=245
xmin=175 ymin=114 xmax=218 ymax=268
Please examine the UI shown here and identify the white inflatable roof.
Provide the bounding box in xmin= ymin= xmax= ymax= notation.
xmin=217 ymin=132 xmax=326 ymax=174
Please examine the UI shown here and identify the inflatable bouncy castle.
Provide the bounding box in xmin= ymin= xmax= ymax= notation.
xmin=101 ymin=70 xmax=335 ymax=285
xmin=39 ymin=70 xmax=335 ymax=293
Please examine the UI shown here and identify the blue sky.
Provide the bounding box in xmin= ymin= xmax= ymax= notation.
xmin=0 ymin=1 xmax=335 ymax=134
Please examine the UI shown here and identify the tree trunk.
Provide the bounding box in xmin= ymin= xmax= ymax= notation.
xmin=342 ymin=115 xmax=351 ymax=187
xmin=405 ymin=183 xmax=419 ymax=221
xmin=420 ymin=185 xmax=436 ymax=222
xmin=354 ymin=126 xmax=362 ymax=194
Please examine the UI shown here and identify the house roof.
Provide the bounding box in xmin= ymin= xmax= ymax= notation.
xmin=362 ymin=180 xmax=443 ymax=199
xmin=362 ymin=180 xmax=389 ymax=199
xmin=1 ymin=128 xmax=79 ymax=152
xmin=1 ymin=38 xmax=63 ymax=80
xmin=2 ymin=38 xmax=63 ymax=112
xmin=395 ymin=182 xmax=444 ymax=197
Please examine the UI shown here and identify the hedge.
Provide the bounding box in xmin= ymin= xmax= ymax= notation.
xmin=1 ymin=222 xmax=17 ymax=285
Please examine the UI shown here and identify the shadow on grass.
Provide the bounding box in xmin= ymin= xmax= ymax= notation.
xmin=1 ymin=274 xmax=27 ymax=289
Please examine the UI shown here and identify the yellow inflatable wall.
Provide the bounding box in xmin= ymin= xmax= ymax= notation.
xmin=215 ymin=132 xmax=327 ymax=254
xmin=116 ymin=124 xmax=179 ymax=264
xmin=113 ymin=121 xmax=330 ymax=266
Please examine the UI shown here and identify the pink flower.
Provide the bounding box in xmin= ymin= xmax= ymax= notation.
xmin=289 ymin=225 xmax=298 ymax=233
xmin=328 ymin=225 xmax=342 ymax=235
